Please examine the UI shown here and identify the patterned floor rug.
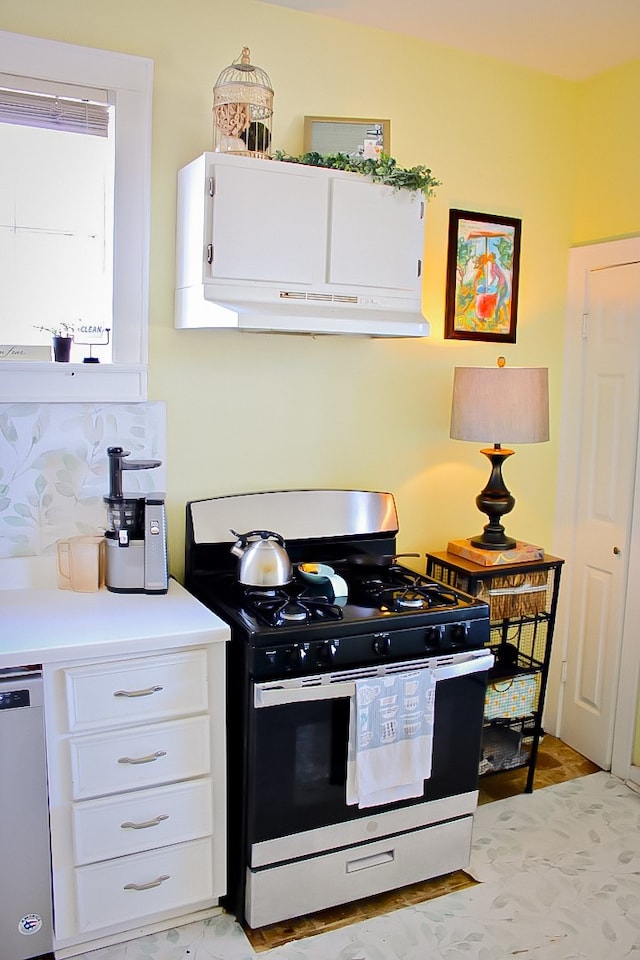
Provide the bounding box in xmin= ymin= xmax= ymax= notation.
xmin=70 ymin=772 xmax=640 ymax=960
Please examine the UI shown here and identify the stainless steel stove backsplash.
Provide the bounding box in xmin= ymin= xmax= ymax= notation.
xmin=0 ymin=402 xmax=166 ymax=559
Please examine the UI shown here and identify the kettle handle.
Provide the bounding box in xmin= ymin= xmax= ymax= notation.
xmin=230 ymin=529 xmax=286 ymax=545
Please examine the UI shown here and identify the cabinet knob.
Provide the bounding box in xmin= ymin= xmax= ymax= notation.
xmin=613 ymin=546 xmax=621 ymax=555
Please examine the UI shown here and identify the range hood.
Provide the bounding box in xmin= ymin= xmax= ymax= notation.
xmin=174 ymin=152 xmax=431 ymax=338
xmin=175 ymin=282 xmax=430 ymax=337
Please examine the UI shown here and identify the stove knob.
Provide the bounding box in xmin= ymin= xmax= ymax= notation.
xmin=449 ymin=623 xmax=470 ymax=647
xmin=372 ymin=633 xmax=391 ymax=656
xmin=287 ymin=645 xmax=307 ymax=668
xmin=425 ymin=625 xmax=443 ymax=647
xmin=315 ymin=641 xmax=335 ymax=666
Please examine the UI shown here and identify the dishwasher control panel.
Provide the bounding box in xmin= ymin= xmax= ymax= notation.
xmin=0 ymin=688 xmax=30 ymax=709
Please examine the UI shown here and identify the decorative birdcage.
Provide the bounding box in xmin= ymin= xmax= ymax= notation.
xmin=212 ymin=47 xmax=273 ymax=159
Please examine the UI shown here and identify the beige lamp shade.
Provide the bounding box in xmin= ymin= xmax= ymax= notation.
xmin=450 ymin=366 xmax=549 ymax=445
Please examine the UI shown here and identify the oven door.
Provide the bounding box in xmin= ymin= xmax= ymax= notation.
xmin=247 ymin=650 xmax=493 ymax=865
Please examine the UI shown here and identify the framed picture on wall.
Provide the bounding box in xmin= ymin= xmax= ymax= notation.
xmin=303 ymin=116 xmax=390 ymax=158
xmin=444 ymin=209 xmax=522 ymax=342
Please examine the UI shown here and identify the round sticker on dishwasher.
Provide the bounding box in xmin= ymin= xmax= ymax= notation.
xmin=18 ymin=914 xmax=43 ymax=935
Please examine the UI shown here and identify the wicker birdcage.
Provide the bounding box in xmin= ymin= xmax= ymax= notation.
xmin=212 ymin=47 xmax=273 ymax=159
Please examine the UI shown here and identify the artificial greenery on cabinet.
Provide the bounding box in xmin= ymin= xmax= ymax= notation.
xmin=274 ymin=150 xmax=441 ymax=198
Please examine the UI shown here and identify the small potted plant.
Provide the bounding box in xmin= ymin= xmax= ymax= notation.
xmin=34 ymin=322 xmax=75 ymax=362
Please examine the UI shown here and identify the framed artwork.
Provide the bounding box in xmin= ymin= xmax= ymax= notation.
xmin=444 ymin=209 xmax=522 ymax=342
xmin=303 ymin=116 xmax=390 ymax=158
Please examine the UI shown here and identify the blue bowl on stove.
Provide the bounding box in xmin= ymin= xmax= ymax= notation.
xmin=297 ymin=563 xmax=348 ymax=602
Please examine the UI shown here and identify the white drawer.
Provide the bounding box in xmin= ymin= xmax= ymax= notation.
xmin=72 ymin=777 xmax=213 ymax=864
xmin=69 ymin=715 xmax=211 ymax=800
xmin=75 ymin=837 xmax=214 ymax=933
xmin=246 ymin=816 xmax=473 ymax=928
xmin=64 ymin=650 xmax=209 ymax=732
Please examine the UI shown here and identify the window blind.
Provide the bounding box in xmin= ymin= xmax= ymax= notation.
xmin=0 ymin=84 xmax=110 ymax=137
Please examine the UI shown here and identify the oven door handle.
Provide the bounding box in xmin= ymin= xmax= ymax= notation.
xmin=433 ymin=651 xmax=494 ymax=681
xmin=255 ymin=680 xmax=355 ymax=707
xmin=254 ymin=652 xmax=494 ymax=708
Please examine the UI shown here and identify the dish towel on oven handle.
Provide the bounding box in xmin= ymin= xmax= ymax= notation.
xmin=346 ymin=668 xmax=436 ymax=809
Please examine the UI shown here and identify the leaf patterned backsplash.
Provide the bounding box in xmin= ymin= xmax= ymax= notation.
xmin=0 ymin=402 xmax=166 ymax=559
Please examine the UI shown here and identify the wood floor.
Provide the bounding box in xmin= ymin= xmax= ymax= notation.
xmin=244 ymin=736 xmax=600 ymax=952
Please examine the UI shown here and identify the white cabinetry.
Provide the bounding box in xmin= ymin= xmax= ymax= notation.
xmin=44 ymin=645 xmax=226 ymax=957
xmin=175 ymin=152 xmax=429 ymax=337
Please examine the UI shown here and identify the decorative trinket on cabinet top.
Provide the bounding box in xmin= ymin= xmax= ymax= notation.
xmin=212 ymin=47 xmax=273 ymax=159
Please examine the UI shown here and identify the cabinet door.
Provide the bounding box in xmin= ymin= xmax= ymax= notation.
xmin=327 ymin=178 xmax=423 ymax=292
xmin=209 ymin=162 xmax=323 ymax=285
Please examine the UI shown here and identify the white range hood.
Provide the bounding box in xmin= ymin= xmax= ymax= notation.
xmin=176 ymin=282 xmax=430 ymax=337
xmin=174 ymin=153 xmax=431 ymax=338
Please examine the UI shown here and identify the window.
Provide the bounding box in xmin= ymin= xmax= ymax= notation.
xmin=0 ymin=79 xmax=115 ymax=362
xmin=0 ymin=31 xmax=153 ymax=401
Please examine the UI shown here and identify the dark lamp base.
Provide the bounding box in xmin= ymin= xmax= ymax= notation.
xmin=472 ymin=445 xmax=517 ymax=552
xmin=469 ymin=532 xmax=517 ymax=551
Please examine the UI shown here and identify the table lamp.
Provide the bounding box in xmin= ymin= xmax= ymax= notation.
xmin=449 ymin=358 xmax=549 ymax=550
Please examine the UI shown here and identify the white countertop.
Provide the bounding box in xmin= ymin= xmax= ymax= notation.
xmin=0 ymin=576 xmax=230 ymax=668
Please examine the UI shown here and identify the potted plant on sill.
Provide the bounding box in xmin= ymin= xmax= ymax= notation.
xmin=34 ymin=322 xmax=75 ymax=362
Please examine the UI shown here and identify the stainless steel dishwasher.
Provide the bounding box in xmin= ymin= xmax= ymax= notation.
xmin=0 ymin=668 xmax=53 ymax=959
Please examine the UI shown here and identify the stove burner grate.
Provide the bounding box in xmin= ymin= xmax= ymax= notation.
xmin=358 ymin=573 xmax=459 ymax=612
xmin=244 ymin=587 xmax=344 ymax=628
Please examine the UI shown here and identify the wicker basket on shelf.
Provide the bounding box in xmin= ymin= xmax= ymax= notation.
xmin=478 ymin=571 xmax=548 ymax=620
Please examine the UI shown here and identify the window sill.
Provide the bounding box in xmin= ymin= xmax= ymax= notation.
xmin=0 ymin=363 xmax=147 ymax=403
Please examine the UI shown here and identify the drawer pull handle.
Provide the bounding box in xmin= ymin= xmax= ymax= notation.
xmin=123 ymin=874 xmax=170 ymax=892
xmin=114 ymin=685 xmax=163 ymax=698
xmin=346 ymin=849 xmax=394 ymax=873
xmin=121 ymin=814 xmax=170 ymax=830
xmin=118 ymin=750 xmax=167 ymax=765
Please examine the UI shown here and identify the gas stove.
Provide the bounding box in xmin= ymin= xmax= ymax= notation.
xmin=185 ymin=490 xmax=489 ymax=679
xmin=184 ymin=490 xmax=493 ymax=929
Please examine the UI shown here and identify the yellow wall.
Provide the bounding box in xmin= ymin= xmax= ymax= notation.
xmin=0 ymin=0 xmax=586 ymax=578
xmin=573 ymin=60 xmax=640 ymax=245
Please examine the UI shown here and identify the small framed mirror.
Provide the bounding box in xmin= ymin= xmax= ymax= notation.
xmin=303 ymin=116 xmax=390 ymax=158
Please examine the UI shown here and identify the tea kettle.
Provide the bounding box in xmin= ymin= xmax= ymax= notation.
xmin=230 ymin=529 xmax=292 ymax=587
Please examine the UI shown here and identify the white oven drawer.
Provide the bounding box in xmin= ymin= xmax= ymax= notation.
xmin=75 ymin=837 xmax=214 ymax=933
xmin=69 ymin=715 xmax=211 ymax=800
xmin=72 ymin=777 xmax=213 ymax=864
xmin=64 ymin=650 xmax=209 ymax=732
xmin=245 ymin=815 xmax=473 ymax=928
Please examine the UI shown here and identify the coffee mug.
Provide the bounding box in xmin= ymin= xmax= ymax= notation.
xmin=57 ymin=535 xmax=105 ymax=592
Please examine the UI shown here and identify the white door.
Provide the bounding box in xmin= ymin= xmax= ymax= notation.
xmin=555 ymin=239 xmax=640 ymax=770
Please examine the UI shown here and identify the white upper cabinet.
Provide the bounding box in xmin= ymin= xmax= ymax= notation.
xmin=175 ymin=153 xmax=429 ymax=337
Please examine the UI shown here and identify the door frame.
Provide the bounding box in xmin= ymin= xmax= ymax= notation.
xmin=551 ymin=236 xmax=640 ymax=782
xmin=612 ymin=401 xmax=640 ymax=786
